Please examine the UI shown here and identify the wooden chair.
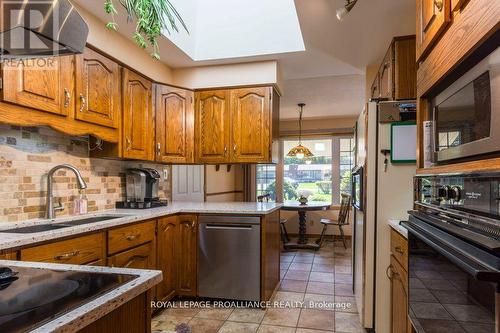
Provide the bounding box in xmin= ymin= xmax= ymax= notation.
xmin=316 ymin=194 xmax=351 ymax=249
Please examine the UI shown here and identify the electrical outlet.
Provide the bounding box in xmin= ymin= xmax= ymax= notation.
xmin=163 ymin=169 xmax=169 ymax=179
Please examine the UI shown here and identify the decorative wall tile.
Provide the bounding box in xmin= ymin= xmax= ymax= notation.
xmin=0 ymin=125 xmax=171 ymax=222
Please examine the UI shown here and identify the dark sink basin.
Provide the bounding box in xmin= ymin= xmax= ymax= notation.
xmin=60 ymin=215 xmax=126 ymax=227
xmin=0 ymin=215 xmax=127 ymax=234
xmin=0 ymin=224 xmax=70 ymax=234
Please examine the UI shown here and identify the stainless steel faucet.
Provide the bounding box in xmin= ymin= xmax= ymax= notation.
xmin=46 ymin=164 xmax=87 ymax=219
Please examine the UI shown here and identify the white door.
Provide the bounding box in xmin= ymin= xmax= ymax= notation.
xmin=172 ymin=165 xmax=205 ymax=202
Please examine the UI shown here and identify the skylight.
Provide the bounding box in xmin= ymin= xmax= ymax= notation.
xmin=166 ymin=0 xmax=305 ymax=61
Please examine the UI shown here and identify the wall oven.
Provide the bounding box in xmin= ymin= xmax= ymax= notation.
xmin=432 ymin=46 xmax=500 ymax=163
xmin=403 ymin=172 xmax=500 ymax=332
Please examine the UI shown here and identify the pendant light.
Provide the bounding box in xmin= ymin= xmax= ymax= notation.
xmin=287 ymin=103 xmax=314 ymax=159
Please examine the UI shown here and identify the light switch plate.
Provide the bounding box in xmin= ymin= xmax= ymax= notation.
xmin=163 ymin=169 xmax=169 ymax=179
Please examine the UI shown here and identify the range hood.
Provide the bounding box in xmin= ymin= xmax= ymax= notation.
xmin=0 ymin=0 xmax=88 ymax=58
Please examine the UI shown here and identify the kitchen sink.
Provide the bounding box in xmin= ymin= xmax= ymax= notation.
xmin=60 ymin=215 xmax=127 ymax=227
xmin=0 ymin=224 xmax=70 ymax=234
xmin=0 ymin=215 xmax=128 ymax=234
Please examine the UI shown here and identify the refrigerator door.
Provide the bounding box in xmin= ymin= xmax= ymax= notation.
xmin=353 ymin=102 xmax=377 ymax=329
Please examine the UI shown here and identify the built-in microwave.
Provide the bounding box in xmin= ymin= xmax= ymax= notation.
xmin=432 ymin=46 xmax=500 ymax=163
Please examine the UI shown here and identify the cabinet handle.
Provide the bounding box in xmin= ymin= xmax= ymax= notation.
xmin=79 ymin=94 xmax=86 ymax=112
xmin=386 ymin=265 xmax=393 ymax=280
xmin=54 ymin=250 xmax=80 ymax=261
xmin=224 ymin=146 xmax=228 ymax=156
xmin=124 ymin=255 xmax=148 ymax=268
xmin=126 ymin=137 xmax=131 ymax=151
xmin=126 ymin=234 xmax=139 ymax=241
xmin=64 ymin=88 xmax=71 ymax=108
xmin=434 ymin=0 xmax=443 ymax=11
xmin=394 ymin=246 xmax=404 ymax=255
xmin=157 ymin=142 xmax=161 ymax=156
xmin=233 ymin=144 xmax=237 ymax=153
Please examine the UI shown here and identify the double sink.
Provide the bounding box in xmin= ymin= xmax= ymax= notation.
xmin=0 ymin=215 xmax=128 ymax=234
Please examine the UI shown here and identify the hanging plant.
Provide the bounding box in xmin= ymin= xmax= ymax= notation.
xmin=104 ymin=0 xmax=188 ymax=60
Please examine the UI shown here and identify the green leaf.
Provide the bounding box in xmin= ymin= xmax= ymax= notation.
xmin=104 ymin=0 xmax=189 ymax=60
xmin=106 ymin=22 xmax=118 ymax=30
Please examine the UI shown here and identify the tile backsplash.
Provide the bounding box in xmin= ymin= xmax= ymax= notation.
xmin=0 ymin=125 xmax=171 ymax=222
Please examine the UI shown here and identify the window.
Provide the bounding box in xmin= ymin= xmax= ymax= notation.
xmin=254 ymin=136 xmax=354 ymax=204
xmin=256 ymin=164 xmax=276 ymax=202
xmin=340 ymin=138 xmax=355 ymax=197
xmin=283 ymin=138 xmax=333 ymax=203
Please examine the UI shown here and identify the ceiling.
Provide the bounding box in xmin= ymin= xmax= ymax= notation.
xmin=75 ymin=0 xmax=416 ymax=119
xmin=280 ymin=75 xmax=365 ymax=119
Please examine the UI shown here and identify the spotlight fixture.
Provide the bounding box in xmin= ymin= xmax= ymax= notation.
xmin=287 ymin=103 xmax=314 ymax=160
xmin=336 ymin=0 xmax=358 ymax=21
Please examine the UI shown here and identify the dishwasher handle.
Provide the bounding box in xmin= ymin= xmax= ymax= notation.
xmin=204 ymin=224 xmax=254 ymax=230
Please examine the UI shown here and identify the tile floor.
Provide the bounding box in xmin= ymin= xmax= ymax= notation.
xmin=152 ymin=240 xmax=365 ymax=333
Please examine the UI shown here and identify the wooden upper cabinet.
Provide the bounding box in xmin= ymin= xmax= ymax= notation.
xmin=416 ymin=0 xmax=451 ymax=61
xmin=177 ymin=214 xmax=197 ymax=296
xmin=2 ymin=56 xmax=74 ymax=116
xmin=379 ymin=48 xmax=393 ymax=100
xmin=122 ymin=69 xmax=154 ymax=160
xmin=156 ymin=216 xmax=178 ymax=301
xmin=370 ymin=36 xmax=416 ymax=101
xmin=195 ymin=90 xmax=230 ymax=163
xmin=75 ymin=48 xmax=121 ymax=128
xmin=155 ymin=85 xmax=195 ymax=163
xmin=230 ymin=87 xmax=271 ymax=163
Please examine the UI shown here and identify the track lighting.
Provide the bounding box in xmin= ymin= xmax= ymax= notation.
xmin=336 ymin=0 xmax=358 ymax=21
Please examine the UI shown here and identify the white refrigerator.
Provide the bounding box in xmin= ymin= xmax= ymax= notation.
xmin=352 ymin=102 xmax=416 ymax=331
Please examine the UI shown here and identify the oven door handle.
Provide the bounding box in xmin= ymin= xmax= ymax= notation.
xmin=402 ymin=218 xmax=500 ymax=284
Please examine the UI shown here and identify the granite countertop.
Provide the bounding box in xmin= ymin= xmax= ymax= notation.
xmin=0 ymin=260 xmax=161 ymax=333
xmin=389 ymin=219 xmax=408 ymax=239
xmin=0 ymin=201 xmax=282 ymax=251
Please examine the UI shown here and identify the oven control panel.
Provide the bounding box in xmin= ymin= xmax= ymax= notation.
xmin=416 ymin=172 xmax=500 ymax=218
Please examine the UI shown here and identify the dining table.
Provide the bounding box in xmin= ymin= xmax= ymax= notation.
xmin=281 ymin=201 xmax=331 ymax=250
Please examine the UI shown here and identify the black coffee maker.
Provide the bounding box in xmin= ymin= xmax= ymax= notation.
xmin=117 ymin=168 xmax=167 ymax=209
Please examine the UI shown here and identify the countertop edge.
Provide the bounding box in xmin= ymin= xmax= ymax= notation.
xmin=0 ymin=260 xmax=162 ymax=333
xmin=0 ymin=202 xmax=283 ymax=251
xmin=388 ymin=219 xmax=408 ymax=239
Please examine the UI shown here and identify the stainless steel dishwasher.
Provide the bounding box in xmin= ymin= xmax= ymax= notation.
xmin=198 ymin=215 xmax=260 ymax=301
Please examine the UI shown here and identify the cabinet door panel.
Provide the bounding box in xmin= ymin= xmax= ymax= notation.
xmin=122 ymin=69 xmax=153 ymax=160
xmin=390 ymin=255 xmax=409 ymax=333
xmin=195 ymin=90 xmax=230 ymax=163
xmin=157 ymin=216 xmax=178 ymax=301
xmin=231 ymin=87 xmax=271 ymax=162
xmin=75 ymin=48 xmax=121 ymax=128
xmin=156 ymin=85 xmax=194 ymax=163
xmin=177 ymin=215 xmax=197 ymax=296
xmin=416 ymin=0 xmax=451 ymax=61
xmin=2 ymin=56 xmax=74 ymax=116
xmin=108 ymin=242 xmax=156 ymax=269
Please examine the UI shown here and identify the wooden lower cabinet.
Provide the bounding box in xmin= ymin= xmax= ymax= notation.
xmin=156 ymin=216 xmax=178 ymax=301
xmin=108 ymin=220 xmax=156 ymax=255
xmin=0 ymin=252 xmax=17 ymax=260
xmin=261 ymin=210 xmax=280 ymax=301
xmin=79 ymin=292 xmax=152 ymax=333
xmin=177 ymin=214 xmax=197 ymax=296
xmin=20 ymin=233 xmax=106 ymax=265
xmin=108 ymin=242 xmax=156 ymax=269
xmin=390 ymin=255 xmax=409 ymax=333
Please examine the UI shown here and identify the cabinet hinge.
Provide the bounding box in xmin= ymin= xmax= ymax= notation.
xmin=0 ymin=78 xmax=3 ymax=90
